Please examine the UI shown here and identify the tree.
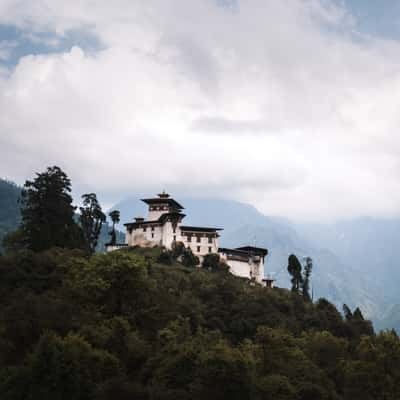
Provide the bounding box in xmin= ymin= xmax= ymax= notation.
xmin=181 ymin=247 xmax=199 ymax=267
xmin=287 ymin=254 xmax=303 ymax=293
xmin=20 ymin=166 xmax=83 ymax=251
xmin=170 ymin=241 xmax=185 ymax=260
xmin=23 ymin=332 xmax=119 ymax=400
xmin=343 ymin=304 xmax=353 ymax=321
xmin=202 ymin=253 xmax=223 ymax=271
xmin=108 ymin=210 xmax=120 ymax=246
xmin=302 ymin=256 xmax=313 ymax=301
xmin=80 ymin=193 xmax=106 ymax=254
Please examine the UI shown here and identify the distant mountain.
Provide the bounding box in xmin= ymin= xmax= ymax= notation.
xmin=295 ymin=218 xmax=400 ymax=329
xmin=0 ymin=179 xmax=21 ymax=251
xmin=111 ymin=195 xmax=387 ymax=324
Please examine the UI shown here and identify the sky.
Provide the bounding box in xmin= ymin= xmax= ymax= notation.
xmin=1 ymin=0 xmax=400 ymax=221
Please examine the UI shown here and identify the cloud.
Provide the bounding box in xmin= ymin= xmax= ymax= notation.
xmin=1 ymin=0 xmax=400 ymax=221
xmin=191 ymin=116 xmax=276 ymax=135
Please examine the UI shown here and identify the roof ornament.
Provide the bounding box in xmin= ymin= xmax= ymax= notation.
xmin=158 ymin=189 xmax=170 ymax=198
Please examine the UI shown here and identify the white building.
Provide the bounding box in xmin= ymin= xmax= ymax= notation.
xmin=107 ymin=192 xmax=272 ymax=286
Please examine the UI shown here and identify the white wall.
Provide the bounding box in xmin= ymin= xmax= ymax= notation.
xmin=179 ymin=230 xmax=219 ymax=256
xmin=219 ymin=253 xmax=265 ymax=283
xmin=127 ymin=225 xmax=163 ymax=247
xmin=162 ymin=221 xmax=176 ymax=249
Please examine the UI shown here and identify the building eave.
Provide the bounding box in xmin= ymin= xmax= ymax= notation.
xmin=235 ymin=246 xmax=268 ymax=256
xmin=141 ymin=197 xmax=185 ymax=210
xmin=180 ymin=225 xmax=223 ymax=233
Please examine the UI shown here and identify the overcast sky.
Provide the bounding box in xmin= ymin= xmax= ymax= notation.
xmin=1 ymin=0 xmax=400 ymax=221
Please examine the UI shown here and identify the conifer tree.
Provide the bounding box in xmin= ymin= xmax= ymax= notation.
xmin=353 ymin=307 xmax=365 ymax=320
xmin=287 ymin=254 xmax=303 ymax=293
xmin=302 ymin=256 xmax=313 ymax=301
xmin=108 ymin=210 xmax=120 ymax=246
xmin=343 ymin=304 xmax=353 ymax=321
xmin=79 ymin=193 xmax=106 ymax=254
xmin=20 ymin=166 xmax=82 ymax=251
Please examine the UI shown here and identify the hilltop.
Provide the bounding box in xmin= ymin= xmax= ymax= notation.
xmin=1 ymin=245 xmax=394 ymax=400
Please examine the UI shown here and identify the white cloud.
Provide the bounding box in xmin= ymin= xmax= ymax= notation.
xmin=1 ymin=0 xmax=400 ymax=220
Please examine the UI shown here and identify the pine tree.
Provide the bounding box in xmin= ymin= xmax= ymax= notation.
xmin=20 ymin=166 xmax=83 ymax=251
xmin=302 ymin=256 xmax=313 ymax=301
xmin=108 ymin=210 xmax=120 ymax=246
xmin=343 ymin=304 xmax=353 ymax=321
xmin=287 ymin=254 xmax=303 ymax=293
xmin=79 ymin=193 xmax=106 ymax=254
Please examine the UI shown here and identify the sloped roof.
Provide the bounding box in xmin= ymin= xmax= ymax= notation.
xmin=235 ymin=246 xmax=268 ymax=256
xmin=218 ymin=246 xmax=268 ymax=257
xmin=180 ymin=225 xmax=222 ymax=233
xmin=141 ymin=197 xmax=184 ymax=210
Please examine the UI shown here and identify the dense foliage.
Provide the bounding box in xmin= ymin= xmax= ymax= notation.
xmin=0 ymin=245 xmax=396 ymax=400
xmin=19 ymin=166 xmax=84 ymax=251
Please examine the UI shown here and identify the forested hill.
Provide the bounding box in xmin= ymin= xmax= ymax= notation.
xmin=2 ymin=245 xmax=399 ymax=400
xmin=0 ymin=179 xmax=21 ymax=248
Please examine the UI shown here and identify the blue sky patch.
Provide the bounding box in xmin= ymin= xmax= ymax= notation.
xmin=0 ymin=24 xmax=101 ymax=68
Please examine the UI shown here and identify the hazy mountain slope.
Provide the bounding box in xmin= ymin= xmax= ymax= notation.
xmin=295 ymin=218 xmax=400 ymax=302
xmin=0 ymin=179 xmax=21 ymax=251
xmin=111 ymin=195 xmax=385 ymax=321
xmin=295 ymin=218 xmax=400 ymax=328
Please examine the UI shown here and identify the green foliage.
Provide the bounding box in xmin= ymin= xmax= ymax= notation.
xmin=171 ymin=241 xmax=185 ymax=259
xmin=202 ymin=253 xmax=228 ymax=272
xmin=157 ymin=248 xmax=173 ymax=265
xmin=157 ymin=242 xmax=199 ymax=268
xmin=0 ymin=332 xmax=119 ymax=400
xmin=0 ymin=246 xmax=393 ymax=399
xmin=181 ymin=247 xmax=199 ymax=267
xmin=19 ymin=166 xmax=84 ymax=252
xmin=80 ymin=193 xmax=106 ymax=254
xmin=302 ymin=256 xmax=313 ymax=301
xmin=108 ymin=210 xmax=120 ymax=246
xmin=287 ymin=254 xmax=303 ymax=293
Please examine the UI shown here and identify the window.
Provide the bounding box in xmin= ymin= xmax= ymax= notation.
xmin=151 ymin=226 xmax=154 ymax=231
xmin=173 ymin=227 xmax=176 ymax=233
xmin=197 ymin=246 xmax=201 ymax=252
xmin=196 ymin=236 xmax=201 ymax=243
xmin=151 ymin=233 xmax=154 ymax=238
xmin=187 ymin=235 xmax=192 ymax=242
xmin=208 ymin=247 xmax=212 ymax=253
xmin=173 ymin=235 xmax=176 ymax=241
xmin=143 ymin=227 xmax=147 ymax=232
xmin=208 ymin=236 xmax=212 ymax=243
